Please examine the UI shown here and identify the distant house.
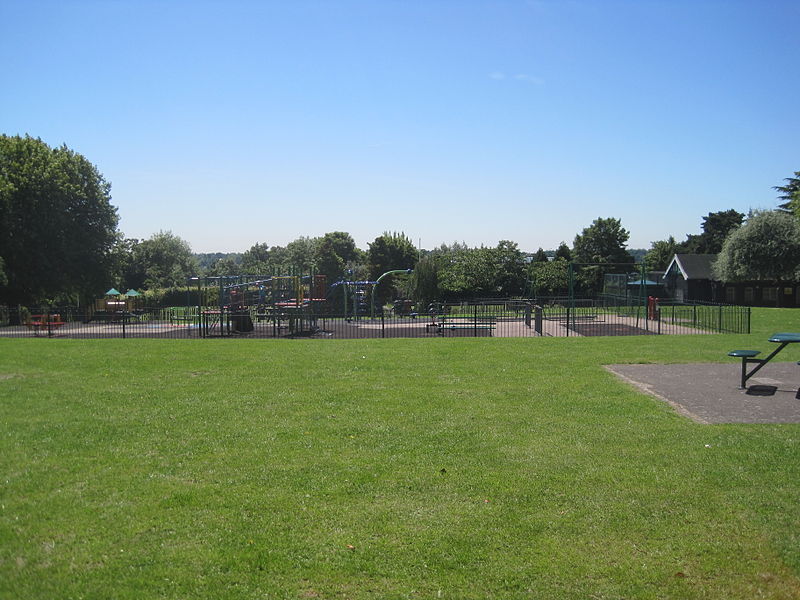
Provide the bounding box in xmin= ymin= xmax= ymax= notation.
xmin=664 ymin=253 xmax=800 ymax=307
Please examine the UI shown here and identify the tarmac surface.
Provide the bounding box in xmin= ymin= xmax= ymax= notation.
xmin=606 ymin=361 xmax=800 ymax=424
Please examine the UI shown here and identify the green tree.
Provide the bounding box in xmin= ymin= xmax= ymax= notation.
xmin=314 ymin=232 xmax=363 ymax=282
xmin=494 ymin=240 xmax=526 ymax=296
xmin=437 ymin=246 xmax=499 ymax=299
xmin=572 ymin=218 xmax=634 ymax=295
xmin=533 ymin=248 xmax=549 ymax=262
xmin=195 ymin=252 xmax=241 ymax=272
xmin=644 ymin=236 xmax=679 ymax=271
xmin=410 ymin=254 xmax=441 ymax=308
xmin=205 ymin=257 xmax=239 ymax=277
xmin=367 ymin=232 xmax=417 ymax=279
xmin=554 ymin=241 xmax=572 ymax=261
xmin=314 ymin=237 xmax=345 ymax=282
xmin=0 ymin=135 xmax=119 ymax=305
xmin=240 ymin=242 xmax=273 ymax=275
xmin=572 ymin=218 xmax=634 ymax=265
xmin=367 ymin=232 xmax=418 ymax=304
xmin=529 ymin=258 xmax=569 ymax=296
xmin=318 ymin=231 xmax=360 ymax=264
xmin=713 ymin=211 xmax=800 ymax=292
xmin=774 ymin=171 xmax=800 ymax=215
xmin=109 ymin=235 xmax=138 ymax=289
xmin=285 ymin=236 xmax=320 ymax=273
xmin=125 ymin=231 xmax=198 ymax=290
xmin=681 ymin=210 xmax=744 ymax=254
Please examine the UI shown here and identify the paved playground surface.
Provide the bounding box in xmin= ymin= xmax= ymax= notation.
xmin=606 ymin=362 xmax=800 ymax=424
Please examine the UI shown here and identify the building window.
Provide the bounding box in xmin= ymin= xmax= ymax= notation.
xmin=744 ymin=287 xmax=754 ymax=303
xmin=763 ymin=287 xmax=778 ymax=302
xmin=725 ymin=287 xmax=736 ymax=303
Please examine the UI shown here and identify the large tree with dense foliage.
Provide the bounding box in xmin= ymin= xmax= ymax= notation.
xmin=554 ymin=241 xmax=572 ymax=261
xmin=434 ymin=241 xmax=526 ymax=300
xmin=644 ymin=236 xmax=679 ymax=271
xmin=123 ymin=231 xmax=198 ymax=290
xmin=285 ymin=236 xmax=320 ymax=273
xmin=572 ymin=218 xmax=634 ymax=295
xmin=713 ymin=210 xmax=800 ymax=286
xmin=437 ymin=246 xmax=497 ymax=299
xmin=318 ymin=231 xmax=360 ymax=265
xmin=0 ymin=135 xmax=119 ymax=304
xmin=572 ymin=218 xmax=633 ymax=265
xmin=680 ymin=209 xmax=744 ymax=254
xmin=529 ymin=257 xmax=569 ymax=296
xmin=240 ymin=242 xmax=276 ymax=275
xmin=314 ymin=238 xmax=345 ymax=282
xmin=314 ymin=232 xmax=362 ymax=282
xmin=205 ymin=257 xmax=239 ymax=277
xmin=367 ymin=232 xmax=417 ymax=304
xmin=494 ymin=240 xmax=526 ymax=297
xmin=367 ymin=232 xmax=417 ymax=279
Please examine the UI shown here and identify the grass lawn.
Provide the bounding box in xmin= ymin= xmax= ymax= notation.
xmin=1 ymin=308 xmax=799 ymax=599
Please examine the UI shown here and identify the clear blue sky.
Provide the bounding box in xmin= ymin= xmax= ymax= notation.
xmin=2 ymin=0 xmax=798 ymax=253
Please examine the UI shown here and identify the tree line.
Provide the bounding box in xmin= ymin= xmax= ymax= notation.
xmin=2 ymin=135 xmax=799 ymax=307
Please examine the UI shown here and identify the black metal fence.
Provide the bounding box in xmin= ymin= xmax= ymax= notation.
xmin=0 ymin=298 xmax=750 ymax=340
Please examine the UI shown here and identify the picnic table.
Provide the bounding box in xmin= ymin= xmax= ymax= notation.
xmin=25 ymin=314 xmax=66 ymax=336
xmin=728 ymin=332 xmax=800 ymax=391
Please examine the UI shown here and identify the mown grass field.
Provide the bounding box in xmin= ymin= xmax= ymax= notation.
xmin=1 ymin=308 xmax=799 ymax=599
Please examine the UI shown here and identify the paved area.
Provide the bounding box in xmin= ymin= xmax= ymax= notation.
xmin=606 ymin=362 xmax=800 ymax=424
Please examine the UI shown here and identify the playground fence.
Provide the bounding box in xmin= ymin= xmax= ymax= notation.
xmin=0 ymin=299 xmax=750 ymax=340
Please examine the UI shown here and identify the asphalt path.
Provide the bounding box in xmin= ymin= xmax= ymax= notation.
xmin=606 ymin=362 xmax=800 ymax=424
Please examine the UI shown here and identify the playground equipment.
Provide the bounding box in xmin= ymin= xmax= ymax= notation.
xmin=90 ymin=288 xmax=142 ymax=321
xmin=197 ymin=273 xmax=328 ymax=337
xmin=329 ymin=269 xmax=413 ymax=321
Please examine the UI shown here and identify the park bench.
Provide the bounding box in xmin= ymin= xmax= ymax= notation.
xmin=437 ymin=315 xmax=497 ymax=335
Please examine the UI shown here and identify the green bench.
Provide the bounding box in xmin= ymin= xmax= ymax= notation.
xmin=437 ymin=316 xmax=497 ymax=335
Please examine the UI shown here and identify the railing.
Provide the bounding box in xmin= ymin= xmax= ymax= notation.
xmin=0 ymin=299 xmax=749 ymax=340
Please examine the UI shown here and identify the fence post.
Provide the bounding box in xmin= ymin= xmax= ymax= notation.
xmin=535 ymin=305 xmax=543 ymax=336
xmin=566 ymin=306 xmax=570 ymax=337
xmin=718 ymin=304 xmax=723 ymax=333
xmin=122 ymin=314 xmax=126 ymax=339
xmin=474 ymin=303 xmax=478 ymax=337
xmin=381 ymin=311 xmax=385 ymax=339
